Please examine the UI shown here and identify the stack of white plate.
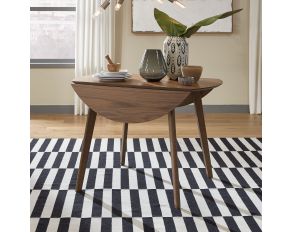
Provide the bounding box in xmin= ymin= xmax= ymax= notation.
xmin=93 ymin=70 xmax=131 ymax=81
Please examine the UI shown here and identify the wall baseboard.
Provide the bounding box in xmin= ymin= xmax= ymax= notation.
xmin=30 ymin=105 xmax=74 ymax=114
xmin=31 ymin=105 xmax=249 ymax=114
xmin=177 ymin=104 xmax=249 ymax=113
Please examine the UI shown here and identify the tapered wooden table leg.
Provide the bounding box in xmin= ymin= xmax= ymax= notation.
xmin=168 ymin=110 xmax=180 ymax=209
xmin=76 ymin=108 xmax=97 ymax=192
xmin=194 ymin=97 xmax=213 ymax=178
xmin=120 ymin=123 xmax=128 ymax=165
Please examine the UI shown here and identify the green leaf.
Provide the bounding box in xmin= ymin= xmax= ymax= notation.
xmin=154 ymin=8 xmax=187 ymax=36
xmin=181 ymin=9 xmax=243 ymax=38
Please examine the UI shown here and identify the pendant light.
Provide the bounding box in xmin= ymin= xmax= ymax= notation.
xmin=94 ymin=0 xmax=186 ymax=17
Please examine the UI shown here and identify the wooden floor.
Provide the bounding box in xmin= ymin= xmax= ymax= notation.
xmin=31 ymin=113 xmax=261 ymax=138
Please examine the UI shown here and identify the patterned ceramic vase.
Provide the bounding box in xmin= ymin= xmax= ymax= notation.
xmin=163 ymin=36 xmax=189 ymax=80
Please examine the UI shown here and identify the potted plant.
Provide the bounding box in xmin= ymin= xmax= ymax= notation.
xmin=154 ymin=8 xmax=242 ymax=80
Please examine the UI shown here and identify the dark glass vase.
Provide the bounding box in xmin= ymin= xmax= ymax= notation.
xmin=139 ymin=49 xmax=167 ymax=82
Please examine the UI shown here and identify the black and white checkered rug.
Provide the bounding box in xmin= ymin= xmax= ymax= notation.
xmin=30 ymin=138 xmax=262 ymax=232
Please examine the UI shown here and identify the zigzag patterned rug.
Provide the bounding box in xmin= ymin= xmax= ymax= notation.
xmin=30 ymin=138 xmax=262 ymax=232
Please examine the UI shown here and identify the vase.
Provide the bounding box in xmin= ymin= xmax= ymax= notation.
xmin=163 ymin=36 xmax=189 ymax=80
xmin=139 ymin=49 xmax=167 ymax=82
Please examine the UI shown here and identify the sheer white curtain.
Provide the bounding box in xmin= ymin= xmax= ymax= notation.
xmin=75 ymin=0 xmax=115 ymax=115
xmin=249 ymin=0 xmax=262 ymax=114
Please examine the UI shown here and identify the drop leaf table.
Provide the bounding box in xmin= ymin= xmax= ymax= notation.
xmin=72 ymin=75 xmax=222 ymax=209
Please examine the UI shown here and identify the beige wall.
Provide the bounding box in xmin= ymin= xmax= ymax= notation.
xmin=30 ymin=69 xmax=75 ymax=105
xmin=31 ymin=0 xmax=249 ymax=106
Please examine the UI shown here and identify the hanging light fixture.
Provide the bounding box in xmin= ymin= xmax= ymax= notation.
xmin=101 ymin=0 xmax=111 ymax=9
xmin=94 ymin=0 xmax=185 ymax=17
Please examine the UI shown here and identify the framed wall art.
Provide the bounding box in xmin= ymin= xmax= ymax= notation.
xmin=132 ymin=0 xmax=233 ymax=33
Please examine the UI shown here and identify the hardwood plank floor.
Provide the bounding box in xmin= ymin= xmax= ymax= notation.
xmin=30 ymin=113 xmax=261 ymax=138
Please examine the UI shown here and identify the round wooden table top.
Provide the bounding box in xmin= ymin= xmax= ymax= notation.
xmin=72 ymin=75 xmax=223 ymax=123
xmin=73 ymin=74 xmax=223 ymax=92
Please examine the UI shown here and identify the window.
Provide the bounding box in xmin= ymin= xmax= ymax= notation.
xmin=30 ymin=0 xmax=76 ymax=68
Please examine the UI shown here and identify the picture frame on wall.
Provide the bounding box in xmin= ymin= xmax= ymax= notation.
xmin=132 ymin=0 xmax=234 ymax=33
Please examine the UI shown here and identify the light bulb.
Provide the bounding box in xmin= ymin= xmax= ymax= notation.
xmin=93 ymin=0 xmax=111 ymax=18
xmin=157 ymin=0 xmax=164 ymax=3
xmin=115 ymin=3 xmax=121 ymax=11
xmin=93 ymin=8 xmax=101 ymax=18
xmin=115 ymin=0 xmax=124 ymax=11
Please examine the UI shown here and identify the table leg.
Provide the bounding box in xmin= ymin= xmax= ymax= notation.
xmin=194 ymin=97 xmax=213 ymax=178
xmin=120 ymin=123 xmax=128 ymax=165
xmin=76 ymin=108 xmax=97 ymax=192
xmin=168 ymin=110 xmax=180 ymax=209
